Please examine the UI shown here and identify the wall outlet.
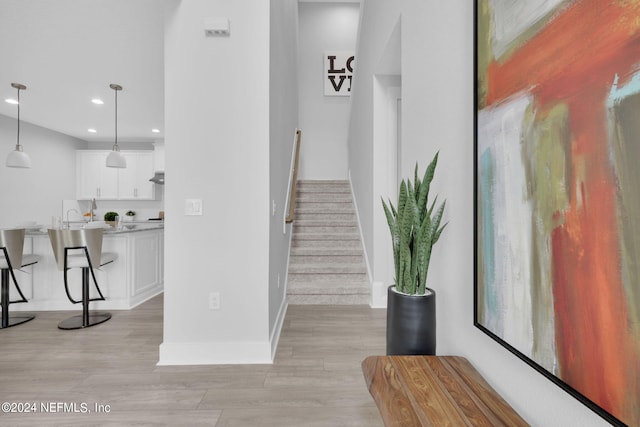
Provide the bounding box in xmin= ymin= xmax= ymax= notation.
xmin=209 ymin=292 xmax=220 ymax=310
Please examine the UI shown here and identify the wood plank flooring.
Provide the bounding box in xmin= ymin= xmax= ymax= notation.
xmin=0 ymin=295 xmax=386 ymax=426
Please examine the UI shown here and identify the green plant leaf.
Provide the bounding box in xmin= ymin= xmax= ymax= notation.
xmin=431 ymin=201 xmax=447 ymax=245
xmin=397 ymin=180 xmax=408 ymax=220
xmin=380 ymin=153 xmax=447 ymax=295
xmin=415 ymin=210 xmax=432 ymax=294
xmin=414 ymin=163 xmax=420 ymax=200
xmin=382 ymin=197 xmax=400 ymax=283
xmin=417 ymin=152 xmax=438 ymax=218
xmin=399 ymin=241 xmax=412 ymax=293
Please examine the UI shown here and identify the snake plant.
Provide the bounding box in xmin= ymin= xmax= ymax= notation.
xmin=382 ymin=153 xmax=447 ymax=295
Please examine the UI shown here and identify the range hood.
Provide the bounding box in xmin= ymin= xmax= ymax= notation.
xmin=149 ymin=141 xmax=165 ymax=184
xmin=149 ymin=171 xmax=165 ymax=185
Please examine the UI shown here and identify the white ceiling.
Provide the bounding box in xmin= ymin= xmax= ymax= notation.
xmin=0 ymin=0 xmax=166 ymax=144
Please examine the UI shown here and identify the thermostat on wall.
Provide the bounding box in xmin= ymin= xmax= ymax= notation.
xmin=204 ymin=18 xmax=230 ymax=37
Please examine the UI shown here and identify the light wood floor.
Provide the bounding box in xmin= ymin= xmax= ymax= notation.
xmin=0 ymin=294 xmax=386 ymax=426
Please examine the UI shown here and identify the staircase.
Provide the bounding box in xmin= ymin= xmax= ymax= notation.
xmin=287 ymin=180 xmax=370 ymax=304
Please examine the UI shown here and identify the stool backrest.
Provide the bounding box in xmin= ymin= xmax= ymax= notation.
xmin=0 ymin=228 xmax=26 ymax=269
xmin=48 ymin=228 xmax=104 ymax=271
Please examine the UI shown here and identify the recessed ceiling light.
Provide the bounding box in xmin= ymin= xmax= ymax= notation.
xmin=88 ymin=128 xmax=97 ymax=133
xmin=91 ymin=98 xmax=104 ymax=105
xmin=5 ymin=98 xmax=18 ymax=105
xmin=152 ymin=129 xmax=160 ymax=133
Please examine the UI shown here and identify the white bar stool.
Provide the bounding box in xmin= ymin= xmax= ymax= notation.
xmin=48 ymin=228 xmax=116 ymax=329
xmin=0 ymin=228 xmax=39 ymax=329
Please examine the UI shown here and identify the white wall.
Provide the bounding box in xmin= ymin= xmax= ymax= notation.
xmin=160 ymin=0 xmax=272 ymax=364
xmin=0 ymin=115 xmax=86 ymax=227
xmin=297 ymin=2 xmax=359 ymax=180
xmin=269 ymin=0 xmax=298 ymax=349
xmin=347 ymin=1 xmax=609 ymax=426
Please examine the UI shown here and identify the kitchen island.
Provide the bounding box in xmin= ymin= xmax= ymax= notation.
xmin=12 ymin=223 xmax=164 ymax=311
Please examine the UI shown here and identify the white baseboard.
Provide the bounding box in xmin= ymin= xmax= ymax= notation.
xmin=158 ymin=341 xmax=273 ymax=365
xmin=347 ymin=171 xmax=374 ymax=307
xmin=270 ymin=297 xmax=288 ymax=360
xmin=371 ymin=281 xmax=388 ymax=308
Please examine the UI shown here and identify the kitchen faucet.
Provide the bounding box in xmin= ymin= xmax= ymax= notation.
xmin=65 ymin=208 xmax=79 ymax=229
xmin=90 ymin=198 xmax=97 ymax=222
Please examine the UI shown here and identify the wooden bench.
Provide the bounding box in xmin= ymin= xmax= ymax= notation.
xmin=362 ymin=355 xmax=529 ymax=426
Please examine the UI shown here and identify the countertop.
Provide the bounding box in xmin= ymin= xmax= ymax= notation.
xmin=24 ymin=221 xmax=164 ymax=236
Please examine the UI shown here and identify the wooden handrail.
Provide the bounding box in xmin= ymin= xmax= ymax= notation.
xmin=285 ymin=129 xmax=302 ymax=223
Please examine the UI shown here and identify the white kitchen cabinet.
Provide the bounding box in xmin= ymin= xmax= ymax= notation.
xmin=76 ymin=150 xmax=155 ymax=200
xmin=119 ymin=152 xmax=155 ymax=199
xmin=76 ymin=151 xmax=118 ymax=199
xmin=129 ymin=229 xmax=163 ymax=299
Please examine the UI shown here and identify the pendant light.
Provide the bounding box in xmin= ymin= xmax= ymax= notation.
xmin=105 ymin=83 xmax=126 ymax=168
xmin=5 ymin=83 xmax=32 ymax=168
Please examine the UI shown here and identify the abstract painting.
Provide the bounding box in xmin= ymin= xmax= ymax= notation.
xmin=474 ymin=1 xmax=640 ymax=425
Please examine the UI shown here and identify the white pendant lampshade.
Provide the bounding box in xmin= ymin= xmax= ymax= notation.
xmin=5 ymin=83 xmax=32 ymax=168
xmin=106 ymin=83 xmax=126 ymax=168
xmin=106 ymin=149 xmax=126 ymax=168
xmin=6 ymin=146 xmax=32 ymax=168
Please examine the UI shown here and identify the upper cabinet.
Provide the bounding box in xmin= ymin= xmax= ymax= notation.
xmin=119 ymin=152 xmax=155 ymax=199
xmin=77 ymin=151 xmax=119 ymax=199
xmin=76 ymin=150 xmax=155 ymax=200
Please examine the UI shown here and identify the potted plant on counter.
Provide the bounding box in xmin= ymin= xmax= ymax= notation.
xmin=104 ymin=211 xmax=119 ymax=227
xmin=382 ymin=152 xmax=447 ymax=355
xmin=124 ymin=210 xmax=136 ymax=222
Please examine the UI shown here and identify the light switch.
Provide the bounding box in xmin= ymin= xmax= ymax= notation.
xmin=185 ymin=199 xmax=203 ymax=216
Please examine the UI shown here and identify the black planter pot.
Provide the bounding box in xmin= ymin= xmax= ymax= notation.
xmin=386 ymin=285 xmax=436 ymax=355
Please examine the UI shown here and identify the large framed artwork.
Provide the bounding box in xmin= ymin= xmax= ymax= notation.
xmin=474 ymin=1 xmax=640 ymax=426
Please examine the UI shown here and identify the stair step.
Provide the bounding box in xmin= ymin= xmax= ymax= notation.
xmin=291 ymin=247 xmax=363 ymax=256
xmin=287 ymin=283 xmax=368 ymax=295
xmin=295 ymin=208 xmax=355 ymax=217
xmin=287 ymin=286 xmax=369 ymax=296
xmin=295 ymin=212 xmax=356 ymax=222
xmin=295 ymin=202 xmax=353 ymax=212
xmin=293 ymin=225 xmax=358 ymax=234
xmin=287 ymin=274 xmax=369 ymax=304
xmin=290 ymin=255 xmax=364 ymax=264
xmin=293 ymin=232 xmax=360 ymax=240
xmin=296 ymin=194 xmax=353 ymax=203
xmin=288 ymin=277 xmax=368 ymax=290
xmin=287 ymin=294 xmax=370 ymax=305
xmin=288 ymin=273 xmax=368 ymax=286
xmin=297 ymin=181 xmax=351 ymax=192
xmin=291 ymin=240 xmax=362 ymax=249
xmin=288 ymin=263 xmax=366 ymax=274
xmin=294 ymin=219 xmax=356 ymax=227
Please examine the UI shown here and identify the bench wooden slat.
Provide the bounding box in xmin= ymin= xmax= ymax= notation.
xmin=362 ymin=356 xmax=529 ymax=427
xmin=396 ymin=357 xmax=471 ymax=426
xmin=362 ymin=355 xmax=426 ymax=426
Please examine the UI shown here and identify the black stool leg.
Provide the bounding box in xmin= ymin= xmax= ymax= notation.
xmin=1 ymin=269 xmax=8 ymax=328
xmin=58 ymin=267 xmax=111 ymax=330
xmin=0 ymin=269 xmax=35 ymax=329
xmin=82 ymin=267 xmax=90 ymax=327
